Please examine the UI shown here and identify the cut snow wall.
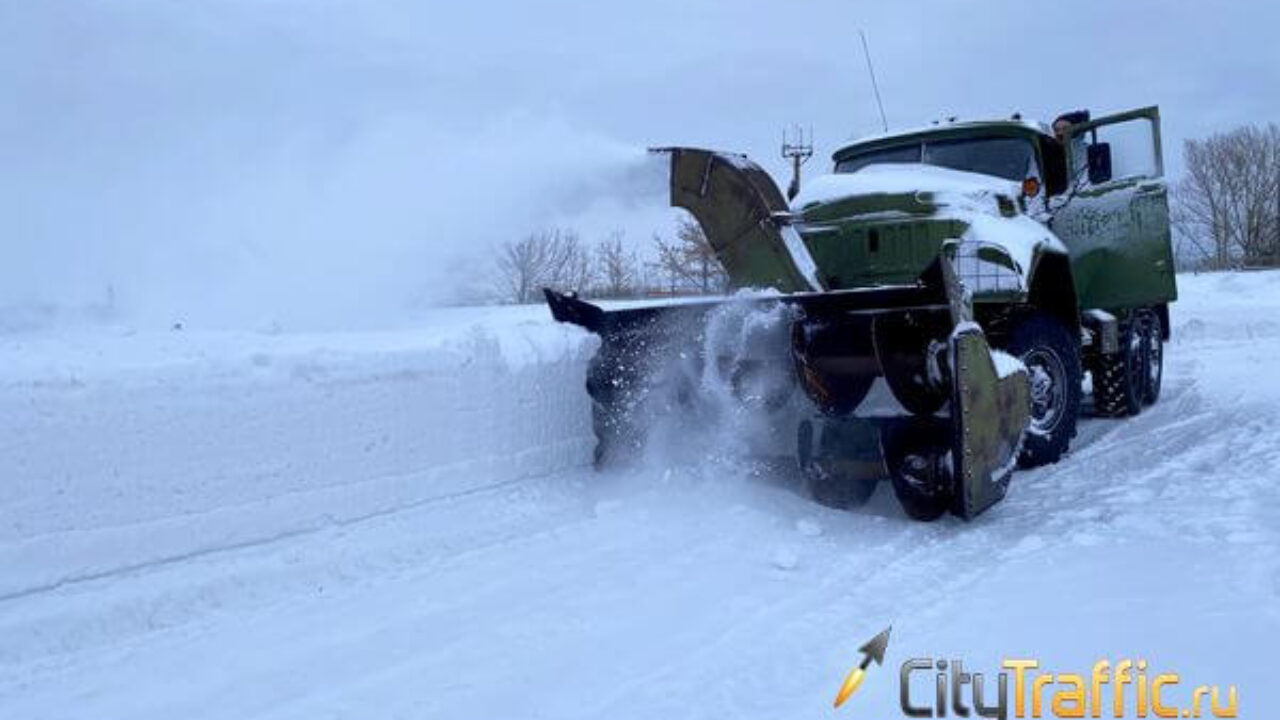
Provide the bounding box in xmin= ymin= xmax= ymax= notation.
xmin=0 ymin=318 xmax=597 ymax=599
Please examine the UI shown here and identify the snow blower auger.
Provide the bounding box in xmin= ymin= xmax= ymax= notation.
xmin=543 ymin=148 xmax=1031 ymax=521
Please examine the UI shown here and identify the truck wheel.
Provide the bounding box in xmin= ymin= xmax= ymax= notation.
xmin=1141 ymin=310 xmax=1163 ymax=406
xmin=1003 ymin=312 xmax=1082 ymax=467
xmin=1092 ymin=314 xmax=1147 ymax=418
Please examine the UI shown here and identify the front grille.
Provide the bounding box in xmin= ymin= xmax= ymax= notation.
xmin=801 ymin=219 xmax=968 ymax=289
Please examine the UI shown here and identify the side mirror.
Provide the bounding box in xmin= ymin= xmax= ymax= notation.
xmin=1087 ymin=142 xmax=1113 ymax=184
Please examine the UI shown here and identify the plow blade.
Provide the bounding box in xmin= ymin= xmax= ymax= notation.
xmin=948 ymin=325 xmax=1029 ymax=518
xmin=544 ymin=255 xmax=1030 ymax=521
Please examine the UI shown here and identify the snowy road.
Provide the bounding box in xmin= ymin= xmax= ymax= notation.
xmin=3 ymin=273 xmax=1279 ymax=719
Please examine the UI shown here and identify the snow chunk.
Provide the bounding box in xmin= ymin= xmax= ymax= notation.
xmin=991 ymin=350 xmax=1026 ymax=379
xmin=1008 ymin=534 xmax=1046 ymax=556
xmin=593 ymin=499 xmax=624 ymax=517
xmin=795 ymin=518 xmax=824 ymax=537
xmin=779 ymin=224 xmax=824 ymax=291
xmin=771 ymin=546 xmax=800 ymax=570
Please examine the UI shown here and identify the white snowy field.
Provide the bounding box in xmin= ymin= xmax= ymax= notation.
xmin=2 ymin=272 xmax=1278 ymax=719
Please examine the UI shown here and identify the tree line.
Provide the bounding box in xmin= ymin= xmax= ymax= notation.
xmin=490 ymin=217 xmax=727 ymax=304
xmin=1174 ymin=123 xmax=1280 ymax=270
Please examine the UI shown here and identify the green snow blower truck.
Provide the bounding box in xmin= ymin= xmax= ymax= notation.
xmin=544 ymin=106 xmax=1177 ymax=521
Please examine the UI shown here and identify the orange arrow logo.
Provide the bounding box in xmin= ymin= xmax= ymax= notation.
xmin=833 ymin=626 xmax=891 ymax=710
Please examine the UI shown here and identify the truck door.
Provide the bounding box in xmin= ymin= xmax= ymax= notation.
xmin=1050 ymin=106 xmax=1178 ymax=311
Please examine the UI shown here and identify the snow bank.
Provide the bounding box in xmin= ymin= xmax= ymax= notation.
xmin=0 ymin=307 xmax=597 ymax=599
xmin=1169 ymin=269 xmax=1280 ymax=407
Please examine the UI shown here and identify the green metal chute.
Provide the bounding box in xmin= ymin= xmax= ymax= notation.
xmin=654 ymin=147 xmax=821 ymax=293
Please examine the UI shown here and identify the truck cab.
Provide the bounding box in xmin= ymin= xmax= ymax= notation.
xmin=654 ymin=107 xmax=1177 ymax=474
xmin=819 ymin=108 xmax=1177 ymax=320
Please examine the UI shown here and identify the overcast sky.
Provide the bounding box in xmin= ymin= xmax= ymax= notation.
xmin=3 ymin=0 xmax=1277 ymax=329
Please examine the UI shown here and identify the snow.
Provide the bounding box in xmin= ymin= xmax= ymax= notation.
xmin=3 ymin=271 xmax=1280 ymax=718
xmin=967 ymin=209 xmax=1060 ymax=268
xmin=778 ymin=224 xmax=825 ymax=291
xmin=990 ymin=349 xmax=1026 ymax=379
xmin=792 ymin=163 xmax=1020 ymax=209
xmin=0 ymin=308 xmax=597 ymax=602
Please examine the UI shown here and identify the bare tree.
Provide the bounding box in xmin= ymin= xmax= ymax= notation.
xmin=648 ymin=217 xmax=728 ymax=295
xmin=677 ymin=217 xmax=729 ymax=293
xmin=1175 ymin=124 xmax=1280 ymax=270
xmin=493 ymin=228 xmax=596 ymax=304
xmin=549 ymin=230 xmax=595 ymax=295
xmin=594 ymin=229 xmax=639 ymax=299
xmin=650 ymin=232 xmax=685 ymax=294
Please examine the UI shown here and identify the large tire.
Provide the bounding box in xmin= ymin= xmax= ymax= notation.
xmin=1141 ymin=310 xmax=1164 ymax=406
xmin=1003 ymin=311 xmax=1082 ymax=467
xmin=1092 ymin=313 xmax=1147 ymax=418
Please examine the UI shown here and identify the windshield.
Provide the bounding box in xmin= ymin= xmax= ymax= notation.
xmin=831 ymin=144 xmax=921 ymax=174
xmin=835 ymin=136 xmax=1036 ymax=182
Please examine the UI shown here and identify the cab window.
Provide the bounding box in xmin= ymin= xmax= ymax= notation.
xmin=835 ymin=135 xmax=1040 ymax=184
xmin=833 ymin=144 xmax=921 ymax=174
xmin=924 ymin=137 xmax=1036 ymax=182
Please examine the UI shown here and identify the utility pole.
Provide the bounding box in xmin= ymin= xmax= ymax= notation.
xmin=781 ymin=125 xmax=814 ymax=201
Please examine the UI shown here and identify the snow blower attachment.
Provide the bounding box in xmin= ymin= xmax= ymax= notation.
xmin=544 ymin=148 xmax=1030 ymax=521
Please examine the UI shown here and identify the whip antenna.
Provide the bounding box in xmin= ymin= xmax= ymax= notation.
xmin=859 ymin=30 xmax=888 ymax=132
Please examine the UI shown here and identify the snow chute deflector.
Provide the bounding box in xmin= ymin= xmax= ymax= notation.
xmin=651 ymin=147 xmax=824 ymax=293
xmin=544 ymin=148 xmax=1030 ymax=521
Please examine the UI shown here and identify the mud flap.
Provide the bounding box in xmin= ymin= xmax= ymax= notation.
xmin=654 ymin=147 xmax=823 ymax=292
xmin=948 ymin=328 xmax=1030 ymax=519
